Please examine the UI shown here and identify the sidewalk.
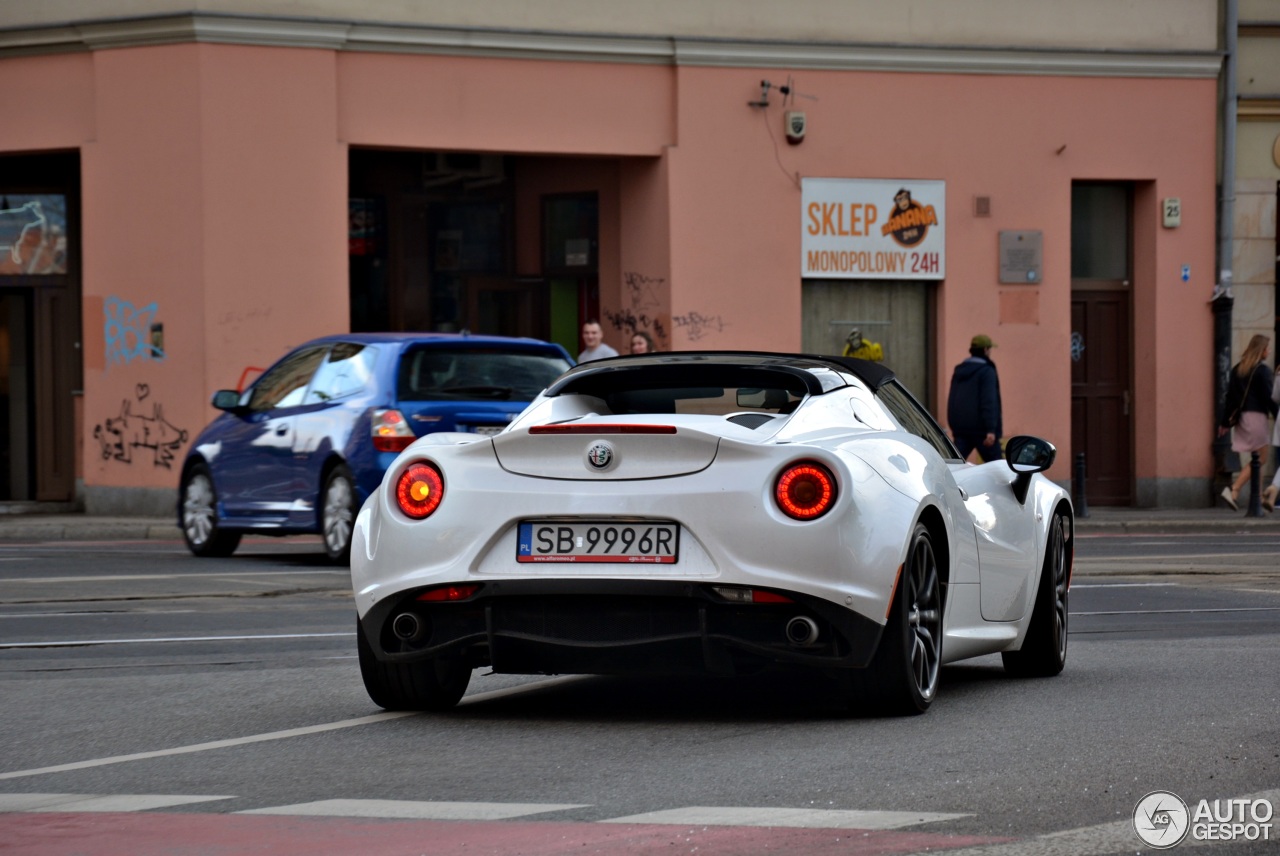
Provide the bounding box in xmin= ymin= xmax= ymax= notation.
xmin=0 ymin=505 xmax=1277 ymax=542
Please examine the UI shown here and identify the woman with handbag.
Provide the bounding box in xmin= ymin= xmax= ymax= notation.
xmin=1218 ymin=334 xmax=1277 ymax=510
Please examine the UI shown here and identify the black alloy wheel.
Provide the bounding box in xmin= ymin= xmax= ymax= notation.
xmin=1002 ymin=511 xmax=1069 ymax=677
xmin=847 ymin=523 xmax=942 ymax=715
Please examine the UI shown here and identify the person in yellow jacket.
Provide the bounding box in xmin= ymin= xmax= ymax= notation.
xmin=842 ymin=328 xmax=883 ymax=361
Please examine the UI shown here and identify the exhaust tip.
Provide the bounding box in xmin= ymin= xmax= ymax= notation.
xmin=391 ymin=612 xmax=427 ymax=642
xmin=785 ymin=615 xmax=819 ymax=647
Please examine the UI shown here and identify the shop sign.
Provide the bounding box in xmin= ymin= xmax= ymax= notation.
xmin=801 ymin=178 xmax=945 ymax=280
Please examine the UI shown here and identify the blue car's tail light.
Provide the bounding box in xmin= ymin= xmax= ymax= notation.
xmin=775 ymin=461 xmax=836 ymax=520
xmin=396 ymin=461 xmax=444 ymax=519
xmin=373 ymin=408 xmax=415 ymax=452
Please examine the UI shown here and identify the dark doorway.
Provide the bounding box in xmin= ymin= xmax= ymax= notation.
xmin=1071 ymin=182 xmax=1133 ymax=506
xmin=543 ymin=193 xmax=598 ymax=357
xmin=0 ymin=152 xmax=80 ymax=504
xmin=0 ymin=291 xmax=32 ymax=499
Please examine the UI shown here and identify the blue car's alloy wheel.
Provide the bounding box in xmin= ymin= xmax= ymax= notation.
xmin=322 ymin=465 xmax=357 ymax=565
xmin=180 ymin=463 xmax=241 ymax=558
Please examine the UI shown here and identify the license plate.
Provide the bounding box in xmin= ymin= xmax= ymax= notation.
xmin=517 ymin=521 xmax=679 ymax=564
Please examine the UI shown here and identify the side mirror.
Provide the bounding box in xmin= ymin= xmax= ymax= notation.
xmin=211 ymin=389 xmax=245 ymax=412
xmin=1004 ymin=435 xmax=1056 ymax=504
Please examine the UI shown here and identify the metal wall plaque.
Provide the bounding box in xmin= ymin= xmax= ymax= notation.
xmin=998 ymin=230 xmax=1042 ymax=284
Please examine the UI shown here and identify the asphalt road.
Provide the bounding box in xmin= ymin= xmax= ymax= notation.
xmin=1 ymin=532 xmax=1278 ymax=855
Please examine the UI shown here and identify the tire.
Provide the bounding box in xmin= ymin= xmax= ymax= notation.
xmin=179 ymin=463 xmax=242 ymax=558
xmin=847 ymin=523 xmax=942 ymax=715
xmin=1002 ymin=512 xmax=1069 ymax=678
xmin=356 ymin=619 xmax=471 ymax=711
xmin=321 ymin=464 xmax=357 ymax=565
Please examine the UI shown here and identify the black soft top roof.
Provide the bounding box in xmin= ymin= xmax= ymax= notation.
xmin=546 ymin=351 xmax=896 ymax=398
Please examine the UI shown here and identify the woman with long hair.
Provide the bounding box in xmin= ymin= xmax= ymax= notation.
xmin=1218 ymin=334 xmax=1277 ymax=509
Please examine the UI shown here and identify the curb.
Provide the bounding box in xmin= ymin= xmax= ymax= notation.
xmin=0 ymin=520 xmax=181 ymax=542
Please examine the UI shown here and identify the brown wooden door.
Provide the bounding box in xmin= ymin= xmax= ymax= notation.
xmin=1071 ymin=289 xmax=1132 ymax=505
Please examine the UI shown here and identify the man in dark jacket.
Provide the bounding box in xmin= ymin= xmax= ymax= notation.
xmin=948 ymin=334 xmax=1003 ymax=462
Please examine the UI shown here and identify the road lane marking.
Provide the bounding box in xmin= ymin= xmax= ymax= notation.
xmin=0 ymin=713 xmax=416 ymax=781
xmin=0 ymin=632 xmax=352 ymax=649
xmin=1070 ymin=583 xmax=1178 ymax=588
xmin=1073 ymin=607 xmax=1280 ymax=616
xmin=601 ymin=806 xmax=970 ymax=829
xmin=1076 ymin=552 xmax=1280 ymax=561
xmin=0 ymin=571 xmax=346 ymax=583
xmin=239 ymin=800 xmax=589 ymax=819
xmin=0 ymin=610 xmax=199 ymax=619
xmin=0 ymin=676 xmax=580 ymax=781
xmin=0 ymin=794 xmax=233 ymax=812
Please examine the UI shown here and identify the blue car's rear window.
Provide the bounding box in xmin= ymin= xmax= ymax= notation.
xmin=397 ymin=347 xmax=571 ymax=401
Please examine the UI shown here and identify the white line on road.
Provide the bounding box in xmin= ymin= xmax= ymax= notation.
xmin=0 ymin=794 xmax=234 ymax=812
xmin=0 ymin=571 xmax=346 ymax=583
xmin=601 ymin=806 xmax=970 ymax=829
xmin=239 ymin=799 xmax=589 ymax=820
xmin=1073 ymin=607 xmax=1280 ymax=616
xmin=0 ymin=632 xmax=352 ymax=649
xmin=0 ymin=712 xmax=417 ymax=781
xmin=1070 ymin=582 xmax=1178 ymax=588
xmin=0 ymin=676 xmax=581 ymax=781
xmin=0 ymin=610 xmax=198 ymax=619
xmin=1075 ymin=552 xmax=1280 ymax=561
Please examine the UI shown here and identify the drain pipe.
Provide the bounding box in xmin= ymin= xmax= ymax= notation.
xmin=1212 ymin=0 xmax=1238 ymax=492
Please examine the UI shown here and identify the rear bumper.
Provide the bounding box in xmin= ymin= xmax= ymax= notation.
xmin=360 ymin=579 xmax=885 ymax=676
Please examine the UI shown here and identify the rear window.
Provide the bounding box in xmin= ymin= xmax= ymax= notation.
xmin=397 ymin=347 xmax=571 ymax=401
xmin=555 ymin=364 xmax=811 ymax=417
xmin=605 ymin=386 xmax=801 ymax=417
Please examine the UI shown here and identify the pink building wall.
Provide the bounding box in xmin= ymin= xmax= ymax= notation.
xmin=662 ymin=66 xmax=1216 ymax=482
xmin=0 ymin=40 xmax=1217 ymax=498
xmin=73 ymin=45 xmax=348 ymax=493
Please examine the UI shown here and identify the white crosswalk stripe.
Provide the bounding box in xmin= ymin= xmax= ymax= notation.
xmin=0 ymin=794 xmax=233 ymax=812
xmin=238 ymin=799 xmax=588 ymax=820
xmin=600 ymin=806 xmax=969 ymax=829
xmin=0 ymin=793 xmax=962 ymax=829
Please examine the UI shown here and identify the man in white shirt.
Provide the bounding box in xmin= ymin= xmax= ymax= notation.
xmin=577 ymin=320 xmax=619 ymax=362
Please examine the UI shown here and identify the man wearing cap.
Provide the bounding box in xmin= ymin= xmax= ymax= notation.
xmin=947 ymin=334 xmax=1003 ymax=462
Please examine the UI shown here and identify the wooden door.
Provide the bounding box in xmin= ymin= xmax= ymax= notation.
xmin=801 ymin=280 xmax=932 ymax=404
xmin=1071 ymin=289 xmax=1133 ymax=505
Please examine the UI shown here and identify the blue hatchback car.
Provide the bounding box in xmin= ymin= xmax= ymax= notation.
xmin=178 ymin=332 xmax=574 ymax=562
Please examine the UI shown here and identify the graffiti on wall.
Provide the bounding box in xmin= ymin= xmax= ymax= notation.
xmin=105 ymin=296 xmax=166 ymax=366
xmin=605 ymin=271 xmax=670 ymax=349
xmin=672 ymin=311 xmax=727 ymax=342
xmin=92 ymin=383 xmax=189 ymax=468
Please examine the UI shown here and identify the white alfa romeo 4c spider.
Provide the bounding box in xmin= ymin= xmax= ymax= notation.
xmin=351 ymin=352 xmax=1072 ymax=715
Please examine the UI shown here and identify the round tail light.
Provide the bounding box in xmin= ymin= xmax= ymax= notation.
xmin=396 ymin=461 xmax=444 ymax=519
xmin=775 ymin=461 xmax=836 ymax=520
